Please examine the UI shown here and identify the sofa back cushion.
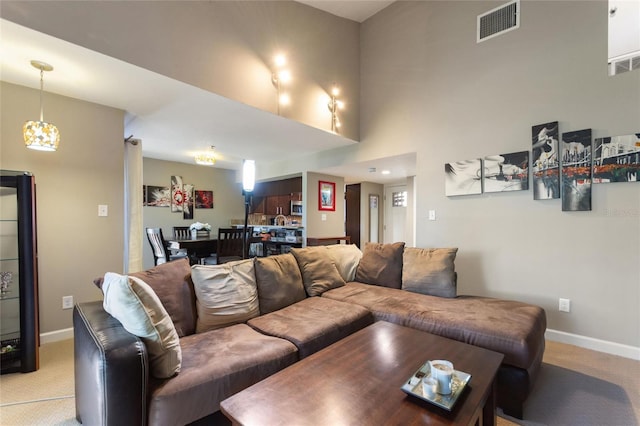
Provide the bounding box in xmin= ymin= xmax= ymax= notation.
xmin=102 ymin=272 xmax=182 ymax=379
xmin=402 ymin=247 xmax=458 ymax=298
xmin=291 ymin=247 xmax=346 ymax=296
xmin=355 ymin=242 xmax=405 ymax=288
xmin=191 ymin=259 xmax=260 ymax=333
xmin=255 ymin=253 xmax=307 ymax=314
xmin=325 ymin=244 xmax=362 ymax=282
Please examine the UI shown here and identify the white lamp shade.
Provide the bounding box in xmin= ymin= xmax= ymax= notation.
xmin=23 ymin=120 xmax=60 ymax=151
xmin=242 ymin=160 xmax=256 ymax=192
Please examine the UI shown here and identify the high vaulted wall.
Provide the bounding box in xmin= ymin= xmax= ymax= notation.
xmin=358 ymin=1 xmax=639 ymax=352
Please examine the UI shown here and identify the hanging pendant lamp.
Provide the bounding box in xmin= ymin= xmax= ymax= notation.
xmin=23 ymin=60 xmax=60 ymax=152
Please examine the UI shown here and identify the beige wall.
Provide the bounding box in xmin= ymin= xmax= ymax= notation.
xmin=304 ymin=172 xmax=345 ymax=240
xmin=359 ymin=1 xmax=640 ymax=348
xmin=142 ymin=158 xmax=245 ymax=269
xmin=0 ymin=82 xmax=124 ymax=334
xmin=1 ymin=1 xmax=360 ymax=142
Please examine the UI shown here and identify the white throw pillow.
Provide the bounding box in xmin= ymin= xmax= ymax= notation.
xmin=102 ymin=272 xmax=182 ymax=378
xmin=191 ymin=259 xmax=260 ymax=333
xmin=326 ymin=244 xmax=363 ymax=282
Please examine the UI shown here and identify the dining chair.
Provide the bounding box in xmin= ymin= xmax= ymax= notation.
xmin=146 ymin=227 xmax=188 ymax=266
xmin=215 ymin=227 xmax=254 ymax=264
xmin=172 ymin=226 xmax=191 ymax=240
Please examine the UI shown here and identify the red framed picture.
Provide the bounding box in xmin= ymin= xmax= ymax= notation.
xmin=318 ymin=181 xmax=336 ymax=211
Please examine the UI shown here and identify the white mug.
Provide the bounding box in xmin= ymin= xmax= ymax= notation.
xmin=429 ymin=360 xmax=454 ymax=395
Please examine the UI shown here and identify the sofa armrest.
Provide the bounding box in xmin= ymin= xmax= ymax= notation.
xmin=74 ymin=301 xmax=149 ymax=426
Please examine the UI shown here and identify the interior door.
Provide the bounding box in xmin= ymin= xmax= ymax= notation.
xmin=345 ymin=184 xmax=361 ymax=247
xmin=383 ymin=184 xmax=407 ymax=244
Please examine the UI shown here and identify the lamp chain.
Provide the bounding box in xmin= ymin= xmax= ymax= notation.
xmin=39 ymin=68 xmax=44 ymax=122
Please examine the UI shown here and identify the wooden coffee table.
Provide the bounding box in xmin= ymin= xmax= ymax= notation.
xmin=221 ymin=321 xmax=504 ymax=425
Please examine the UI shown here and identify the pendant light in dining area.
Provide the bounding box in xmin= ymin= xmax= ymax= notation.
xmin=23 ymin=60 xmax=60 ymax=152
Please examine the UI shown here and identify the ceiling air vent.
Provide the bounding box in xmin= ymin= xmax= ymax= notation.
xmin=477 ymin=0 xmax=520 ymax=43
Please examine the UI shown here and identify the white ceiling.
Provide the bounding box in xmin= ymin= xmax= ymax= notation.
xmin=1 ymin=0 xmax=414 ymax=185
xmin=297 ymin=0 xmax=395 ymax=22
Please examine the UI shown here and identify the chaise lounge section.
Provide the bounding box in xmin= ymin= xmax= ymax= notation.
xmin=74 ymin=242 xmax=546 ymax=425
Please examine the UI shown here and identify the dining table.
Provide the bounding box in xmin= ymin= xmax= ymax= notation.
xmin=167 ymin=236 xmax=218 ymax=264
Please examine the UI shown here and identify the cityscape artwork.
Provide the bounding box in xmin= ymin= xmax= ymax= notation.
xmin=532 ymin=121 xmax=560 ymax=200
xmin=483 ymin=151 xmax=529 ymax=193
xmin=561 ymin=129 xmax=592 ymax=211
xmin=593 ymin=133 xmax=640 ymax=183
xmin=445 ymin=159 xmax=482 ymax=196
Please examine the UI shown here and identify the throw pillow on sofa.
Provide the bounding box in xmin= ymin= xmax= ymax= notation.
xmin=255 ymin=253 xmax=307 ymax=314
xmin=101 ymin=272 xmax=182 ymax=379
xmin=191 ymin=259 xmax=260 ymax=333
xmin=325 ymin=244 xmax=362 ymax=282
xmin=291 ymin=247 xmax=346 ymax=296
xmin=402 ymin=247 xmax=458 ymax=298
xmin=355 ymin=242 xmax=405 ymax=288
xmin=94 ymin=258 xmax=195 ymax=337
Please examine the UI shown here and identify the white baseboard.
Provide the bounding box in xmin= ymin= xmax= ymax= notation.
xmin=40 ymin=327 xmax=74 ymax=345
xmin=545 ymin=328 xmax=640 ymax=361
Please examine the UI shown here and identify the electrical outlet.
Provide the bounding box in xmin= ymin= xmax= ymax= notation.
xmin=62 ymin=295 xmax=74 ymax=310
xmin=559 ymin=298 xmax=571 ymax=313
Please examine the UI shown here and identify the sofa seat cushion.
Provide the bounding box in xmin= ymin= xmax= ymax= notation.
xmin=322 ymin=282 xmax=546 ymax=370
xmin=247 ymin=297 xmax=374 ymax=359
xmin=147 ymin=323 xmax=298 ymax=426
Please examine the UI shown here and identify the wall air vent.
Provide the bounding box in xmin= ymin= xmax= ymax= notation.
xmin=477 ymin=0 xmax=520 ymax=43
xmin=609 ymin=52 xmax=640 ymax=76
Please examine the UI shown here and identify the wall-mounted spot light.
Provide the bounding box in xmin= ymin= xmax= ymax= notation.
xmin=271 ymin=54 xmax=291 ymax=115
xmin=327 ymin=83 xmax=345 ymax=133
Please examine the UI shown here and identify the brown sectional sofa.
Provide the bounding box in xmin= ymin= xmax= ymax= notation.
xmin=74 ymin=243 xmax=546 ymax=425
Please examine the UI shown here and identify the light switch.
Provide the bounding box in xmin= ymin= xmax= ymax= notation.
xmin=321 ymin=214 xmax=327 ymax=221
xmin=98 ymin=204 xmax=108 ymax=217
xmin=428 ymin=210 xmax=436 ymax=221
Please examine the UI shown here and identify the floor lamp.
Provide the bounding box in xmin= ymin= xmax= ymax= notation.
xmin=242 ymin=160 xmax=255 ymax=259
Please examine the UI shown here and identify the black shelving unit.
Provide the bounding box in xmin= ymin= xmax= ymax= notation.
xmin=1 ymin=170 xmax=39 ymax=374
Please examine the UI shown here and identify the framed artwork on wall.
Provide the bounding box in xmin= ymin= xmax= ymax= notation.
xmin=182 ymin=184 xmax=194 ymax=219
xmin=319 ymin=181 xmax=336 ymax=211
xmin=593 ymin=133 xmax=640 ymax=183
xmin=532 ymin=121 xmax=560 ymax=200
xmin=561 ymin=128 xmax=592 ymax=211
xmin=145 ymin=185 xmax=170 ymax=207
xmin=483 ymin=151 xmax=529 ymax=193
xmin=444 ymin=159 xmax=483 ymax=196
xmin=195 ymin=190 xmax=214 ymax=208
xmin=171 ymin=175 xmax=184 ymax=212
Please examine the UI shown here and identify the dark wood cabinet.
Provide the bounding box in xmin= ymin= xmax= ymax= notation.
xmin=265 ymin=195 xmax=291 ymax=215
xmin=250 ymin=177 xmax=302 ymax=215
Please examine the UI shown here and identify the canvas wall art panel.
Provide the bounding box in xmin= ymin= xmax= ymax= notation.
xmin=146 ymin=185 xmax=170 ymax=207
xmin=561 ymin=129 xmax=592 ymax=211
xmin=483 ymin=151 xmax=529 ymax=193
xmin=195 ymin=190 xmax=214 ymax=208
xmin=532 ymin=122 xmax=560 ymax=200
xmin=183 ymin=184 xmax=194 ymax=220
xmin=593 ymin=133 xmax=640 ymax=183
xmin=445 ymin=159 xmax=482 ymax=196
xmin=171 ymin=175 xmax=184 ymax=213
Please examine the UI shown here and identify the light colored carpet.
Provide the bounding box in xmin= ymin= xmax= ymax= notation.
xmin=0 ymin=338 xmax=638 ymax=425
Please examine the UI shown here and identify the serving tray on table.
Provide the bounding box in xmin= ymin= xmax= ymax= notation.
xmin=401 ymin=361 xmax=471 ymax=411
